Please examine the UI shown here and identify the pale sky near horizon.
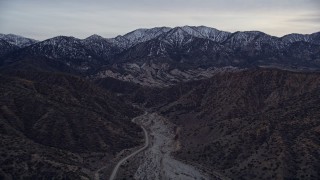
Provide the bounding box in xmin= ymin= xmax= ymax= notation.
xmin=0 ymin=0 xmax=319 ymax=40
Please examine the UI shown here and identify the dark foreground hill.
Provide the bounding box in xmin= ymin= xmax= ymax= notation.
xmin=139 ymin=68 xmax=320 ymax=179
xmin=0 ymin=64 xmax=143 ymax=179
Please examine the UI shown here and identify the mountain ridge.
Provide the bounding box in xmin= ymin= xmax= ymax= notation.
xmin=2 ymin=26 xmax=320 ymax=45
xmin=1 ymin=26 xmax=320 ymax=87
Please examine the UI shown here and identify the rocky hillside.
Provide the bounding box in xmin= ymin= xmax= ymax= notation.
xmin=141 ymin=68 xmax=320 ymax=179
xmin=0 ymin=61 xmax=143 ymax=179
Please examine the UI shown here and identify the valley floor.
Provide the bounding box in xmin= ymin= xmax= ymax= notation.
xmin=114 ymin=112 xmax=210 ymax=180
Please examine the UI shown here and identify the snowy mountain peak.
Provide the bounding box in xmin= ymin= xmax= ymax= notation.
xmin=123 ymin=27 xmax=171 ymax=42
xmin=281 ymin=32 xmax=320 ymax=45
xmin=39 ymin=36 xmax=81 ymax=47
xmin=27 ymin=36 xmax=93 ymax=61
xmin=179 ymin=26 xmax=209 ymax=37
xmin=85 ymin=34 xmax=105 ymax=41
xmin=231 ymin=31 xmax=264 ymax=39
xmin=281 ymin=33 xmax=311 ymax=43
xmin=47 ymin=35 xmax=77 ymax=41
xmin=163 ymin=27 xmax=194 ymax=40
xmin=0 ymin=34 xmax=38 ymax=48
xmin=160 ymin=26 xmax=231 ymax=44
xmin=107 ymin=27 xmax=172 ymax=49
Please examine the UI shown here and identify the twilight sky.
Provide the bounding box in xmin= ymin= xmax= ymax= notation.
xmin=0 ymin=0 xmax=319 ymax=40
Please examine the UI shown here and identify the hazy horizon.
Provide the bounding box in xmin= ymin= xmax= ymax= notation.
xmin=1 ymin=0 xmax=319 ymax=40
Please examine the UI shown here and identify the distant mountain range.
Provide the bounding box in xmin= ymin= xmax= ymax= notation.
xmin=1 ymin=26 xmax=320 ymax=86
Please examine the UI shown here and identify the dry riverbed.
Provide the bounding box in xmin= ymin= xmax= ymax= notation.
xmin=116 ymin=112 xmax=209 ymax=180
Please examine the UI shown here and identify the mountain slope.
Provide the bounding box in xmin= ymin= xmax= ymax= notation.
xmin=82 ymin=34 xmax=120 ymax=61
xmin=106 ymin=27 xmax=172 ymax=49
xmin=2 ymin=36 xmax=120 ymax=73
xmin=140 ymin=68 xmax=320 ymax=179
xmin=281 ymin=32 xmax=320 ymax=45
xmin=0 ymin=34 xmax=38 ymax=47
xmin=0 ymin=70 xmax=142 ymax=153
xmin=114 ymin=27 xmax=320 ymax=67
xmin=1 ymin=26 xmax=320 ymax=88
xmin=0 ymin=61 xmax=143 ymax=179
xmin=0 ymin=39 xmax=19 ymax=59
xmin=93 ymin=27 xmax=320 ymax=87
